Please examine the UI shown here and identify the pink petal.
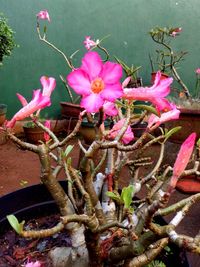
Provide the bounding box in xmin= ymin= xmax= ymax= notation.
xmin=67 ymin=69 xmax=91 ymax=96
xmin=108 ymin=119 xmax=134 ymax=144
xmin=101 ymin=62 xmax=123 ymax=84
xmin=122 ymin=77 xmax=131 ymax=88
xmin=16 ymin=93 xmax=28 ymax=107
xmin=103 ymin=102 xmax=118 ymax=116
xmin=101 ymin=83 xmax=123 ymax=102
xmin=6 ymin=91 xmax=51 ymax=128
xmin=5 ymin=118 xmax=16 ymax=128
xmin=148 ymin=107 xmax=180 ymax=129
xmin=152 ymin=98 xmax=172 ymax=113
xmin=80 ymin=94 xmax=104 ymax=113
xmin=122 ymin=126 xmax=134 ymax=144
xmin=40 ymin=76 xmax=56 ymax=97
xmin=173 ymin=133 xmax=196 ymax=178
xmin=195 ymin=68 xmax=200 ymax=74
xmin=170 ymin=133 xmax=196 ymax=188
xmin=81 ymin=51 xmax=103 ymax=80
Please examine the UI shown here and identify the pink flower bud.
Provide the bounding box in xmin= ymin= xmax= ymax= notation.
xmin=37 ymin=10 xmax=50 ymax=22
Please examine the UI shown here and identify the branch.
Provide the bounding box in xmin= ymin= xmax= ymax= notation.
xmin=124 ymin=238 xmax=169 ymax=267
xmin=7 ymin=131 xmax=38 ymax=153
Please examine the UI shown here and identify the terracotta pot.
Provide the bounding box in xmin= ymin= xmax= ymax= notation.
xmin=0 ymin=104 xmax=7 ymax=126
xmin=23 ymin=125 xmax=46 ymax=144
xmin=60 ymin=102 xmax=83 ymax=119
xmin=79 ymin=119 xmax=111 ymax=145
xmin=151 ymin=72 xmax=169 ymax=84
xmin=165 ymin=108 xmax=200 ymax=143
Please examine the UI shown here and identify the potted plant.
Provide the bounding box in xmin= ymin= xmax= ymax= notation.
xmin=115 ymin=57 xmax=142 ymax=88
xmin=149 ymin=26 xmax=200 ymax=141
xmin=0 ymin=13 xmax=17 ymax=144
xmin=149 ymin=26 xmax=200 ymax=193
xmin=1 ymin=10 xmax=200 ymax=265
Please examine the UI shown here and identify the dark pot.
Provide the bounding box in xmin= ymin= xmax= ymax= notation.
xmin=79 ymin=119 xmax=111 ymax=145
xmin=131 ymin=122 xmax=147 ymax=138
xmin=0 ymin=181 xmax=67 ymax=234
xmin=60 ymin=102 xmax=83 ymax=119
xmin=0 ymin=182 xmax=189 ymax=267
xmin=126 ymin=77 xmax=143 ymax=88
xmin=165 ymin=108 xmax=200 ymax=143
xmin=0 ymin=104 xmax=7 ymax=126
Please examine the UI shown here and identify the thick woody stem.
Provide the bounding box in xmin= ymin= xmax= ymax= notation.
xmin=124 ymin=238 xmax=169 ymax=267
xmin=38 ymin=144 xmax=74 ymax=216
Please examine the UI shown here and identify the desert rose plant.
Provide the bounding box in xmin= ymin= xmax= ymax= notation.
xmin=2 ymin=10 xmax=200 ymax=267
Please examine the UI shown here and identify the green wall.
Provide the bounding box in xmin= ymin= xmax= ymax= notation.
xmin=1 ymin=0 xmax=200 ymax=119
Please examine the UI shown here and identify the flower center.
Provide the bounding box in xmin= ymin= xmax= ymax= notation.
xmin=91 ymin=78 xmax=105 ymax=94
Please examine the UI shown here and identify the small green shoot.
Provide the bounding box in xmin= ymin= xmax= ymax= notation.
xmin=6 ymin=214 xmax=25 ymax=234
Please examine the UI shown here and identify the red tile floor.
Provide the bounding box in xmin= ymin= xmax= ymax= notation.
xmin=0 ymin=139 xmax=199 ymax=266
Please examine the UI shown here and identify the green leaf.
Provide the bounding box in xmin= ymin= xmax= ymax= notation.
xmin=6 ymin=214 xmax=24 ymax=234
xmin=67 ymin=157 xmax=72 ymax=165
xmin=121 ymin=185 xmax=135 ymax=209
xmin=106 ymin=191 xmax=123 ymax=204
xmin=134 ymin=104 xmax=159 ymax=116
xmin=164 ymin=126 xmax=181 ymax=142
xmin=197 ymin=138 xmax=200 ymax=147
xmin=43 ymin=25 xmax=47 ymax=33
xmin=64 ymin=145 xmax=74 ymax=157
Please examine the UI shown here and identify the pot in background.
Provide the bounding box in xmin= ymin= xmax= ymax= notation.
xmin=0 ymin=104 xmax=7 ymax=126
xmin=79 ymin=119 xmax=111 ymax=145
xmin=151 ymin=72 xmax=169 ymax=84
xmin=165 ymin=108 xmax=200 ymax=143
xmin=60 ymin=102 xmax=84 ymax=134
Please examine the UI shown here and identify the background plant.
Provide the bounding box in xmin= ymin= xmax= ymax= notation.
xmin=149 ymin=26 xmax=191 ymax=99
xmin=0 ymin=12 xmax=17 ymax=65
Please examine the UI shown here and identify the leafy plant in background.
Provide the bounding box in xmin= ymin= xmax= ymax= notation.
xmin=0 ymin=12 xmax=17 ymax=65
xmin=2 ymin=10 xmax=200 ymax=267
xmin=149 ymin=26 xmax=194 ymax=102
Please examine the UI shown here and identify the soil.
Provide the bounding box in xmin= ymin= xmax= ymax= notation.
xmin=0 ymin=214 xmax=71 ymax=266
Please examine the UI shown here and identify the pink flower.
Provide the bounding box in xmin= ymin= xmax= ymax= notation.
xmin=16 ymin=76 xmax=56 ymax=107
xmin=103 ymin=101 xmax=118 ymax=117
xmin=17 ymin=93 xmax=28 ymax=107
xmin=148 ymin=103 xmax=180 ymax=129
xmin=37 ymin=10 xmax=50 ymax=22
xmin=107 ymin=119 xmax=134 ymax=144
xmin=195 ymin=68 xmax=200 ymax=75
xmin=123 ymin=71 xmax=173 ymax=113
xmin=44 ymin=120 xmax=51 ymax=142
xmin=67 ymin=51 xmax=123 ymax=113
xmin=170 ymin=27 xmax=182 ymax=37
xmin=170 ymin=133 xmax=196 ymax=188
xmin=25 ymin=261 xmax=42 ymax=267
xmin=83 ymin=36 xmax=99 ymax=50
xmin=6 ymin=90 xmax=51 ymax=128
xmin=40 ymin=76 xmax=56 ymax=97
